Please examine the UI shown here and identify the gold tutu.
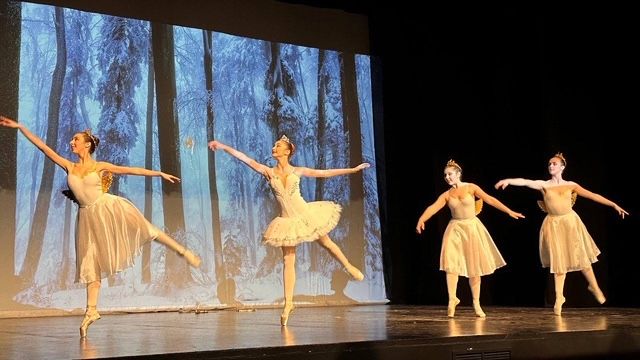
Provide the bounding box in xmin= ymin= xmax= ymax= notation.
xmin=440 ymin=217 xmax=506 ymax=277
xmin=539 ymin=210 xmax=600 ymax=273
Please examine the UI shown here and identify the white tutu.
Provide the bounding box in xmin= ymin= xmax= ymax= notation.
xmin=263 ymin=171 xmax=342 ymax=247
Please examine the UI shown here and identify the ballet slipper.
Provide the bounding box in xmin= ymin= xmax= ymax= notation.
xmin=79 ymin=306 xmax=101 ymax=338
xmin=472 ymin=300 xmax=486 ymax=318
xmin=588 ymin=286 xmax=606 ymax=304
xmin=447 ymin=298 xmax=461 ymax=318
xmin=280 ymin=303 xmax=295 ymax=326
xmin=553 ymin=296 xmax=566 ymax=316
xmin=346 ymin=265 xmax=364 ymax=281
xmin=180 ymin=248 xmax=202 ymax=268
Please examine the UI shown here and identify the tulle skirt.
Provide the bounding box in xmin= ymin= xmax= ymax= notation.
xmin=440 ymin=217 xmax=506 ymax=277
xmin=263 ymin=201 xmax=341 ymax=247
xmin=75 ymin=193 xmax=158 ymax=283
xmin=539 ymin=210 xmax=600 ymax=274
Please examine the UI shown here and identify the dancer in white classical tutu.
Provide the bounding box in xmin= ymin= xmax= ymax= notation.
xmin=208 ymin=135 xmax=368 ymax=326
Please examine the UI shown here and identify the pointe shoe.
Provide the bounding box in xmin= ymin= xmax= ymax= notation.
xmin=472 ymin=301 xmax=486 ymax=318
xmin=346 ymin=266 xmax=364 ymax=281
xmin=79 ymin=307 xmax=101 ymax=338
xmin=180 ymin=248 xmax=202 ymax=268
xmin=588 ymin=286 xmax=606 ymax=304
xmin=553 ymin=296 xmax=565 ymax=316
xmin=447 ymin=298 xmax=461 ymax=318
xmin=280 ymin=304 xmax=295 ymax=326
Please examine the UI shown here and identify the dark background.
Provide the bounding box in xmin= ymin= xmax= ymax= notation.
xmin=9 ymin=1 xmax=640 ymax=308
xmin=367 ymin=4 xmax=638 ymax=309
xmin=369 ymin=4 xmax=638 ymax=308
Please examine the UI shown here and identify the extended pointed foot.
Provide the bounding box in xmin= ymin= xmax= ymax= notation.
xmin=346 ymin=265 xmax=364 ymax=281
xmin=588 ymin=286 xmax=606 ymax=304
xmin=180 ymin=248 xmax=202 ymax=268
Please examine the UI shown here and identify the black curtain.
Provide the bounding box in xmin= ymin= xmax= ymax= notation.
xmin=372 ymin=4 xmax=639 ymax=307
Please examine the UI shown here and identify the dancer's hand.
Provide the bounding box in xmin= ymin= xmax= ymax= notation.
xmin=614 ymin=204 xmax=629 ymax=219
xmin=354 ymin=163 xmax=370 ymax=172
xmin=416 ymin=219 xmax=426 ymax=234
xmin=208 ymin=140 xmax=225 ymax=151
xmin=160 ymin=172 xmax=181 ymax=183
xmin=494 ymin=179 xmax=509 ymax=190
xmin=0 ymin=115 xmax=21 ymax=129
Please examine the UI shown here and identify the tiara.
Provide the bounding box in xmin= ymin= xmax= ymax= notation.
xmin=554 ymin=152 xmax=566 ymax=165
xmin=84 ymin=129 xmax=97 ymax=144
xmin=446 ymin=159 xmax=462 ymax=171
xmin=279 ymin=135 xmax=291 ymax=144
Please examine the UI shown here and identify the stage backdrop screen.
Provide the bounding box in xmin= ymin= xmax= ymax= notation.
xmin=0 ymin=1 xmax=386 ymax=315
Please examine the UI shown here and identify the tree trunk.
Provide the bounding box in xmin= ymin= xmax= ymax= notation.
xmin=203 ymin=29 xmax=228 ymax=300
xmin=0 ymin=0 xmax=21 ymax=307
xmin=266 ymin=42 xmax=298 ymax=136
xmin=142 ymin=41 xmax=155 ymax=284
xmin=151 ymin=22 xmax=192 ymax=287
xmin=311 ymin=49 xmax=329 ymax=271
xmin=242 ymin=173 xmax=256 ymax=263
xmin=20 ymin=7 xmax=67 ymax=283
xmin=339 ymin=52 xmax=365 ymax=270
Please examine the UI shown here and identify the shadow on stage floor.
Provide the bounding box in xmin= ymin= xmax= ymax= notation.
xmin=1 ymin=304 xmax=639 ymax=359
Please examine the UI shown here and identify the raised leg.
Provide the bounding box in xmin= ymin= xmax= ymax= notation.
xmin=154 ymin=231 xmax=201 ymax=268
xmin=581 ymin=266 xmax=606 ymax=304
xmin=317 ymin=235 xmax=364 ymax=281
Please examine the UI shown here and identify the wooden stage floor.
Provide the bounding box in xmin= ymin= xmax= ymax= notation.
xmin=1 ymin=304 xmax=639 ymax=359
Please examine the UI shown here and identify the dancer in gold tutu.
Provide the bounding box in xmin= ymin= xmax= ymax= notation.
xmin=0 ymin=115 xmax=201 ymax=337
xmin=495 ymin=153 xmax=628 ymax=316
xmin=208 ymin=135 xmax=368 ymax=326
xmin=416 ymin=159 xmax=524 ymax=318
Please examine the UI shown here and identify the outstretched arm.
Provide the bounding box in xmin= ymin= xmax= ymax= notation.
xmin=574 ymin=184 xmax=629 ymax=218
xmin=495 ymin=178 xmax=545 ymax=190
xmin=0 ymin=115 xmax=72 ymax=171
xmin=296 ymin=163 xmax=370 ymax=178
xmin=97 ymin=162 xmax=180 ymax=183
xmin=416 ymin=192 xmax=448 ymax=234
xmin=472 ymin=184 xmax=525 ymax=219
xmin=208 ymin=140 xmax=269 ymax=176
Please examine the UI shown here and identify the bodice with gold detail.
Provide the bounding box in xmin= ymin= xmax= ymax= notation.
xmin=447 ymin=186 xmax=479 ymax=220
xmin=540 ymin=185 xmax=576 ymax=215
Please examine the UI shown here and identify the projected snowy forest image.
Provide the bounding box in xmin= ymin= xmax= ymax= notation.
xmin=1 ymin=2 xmax=385 ymax=312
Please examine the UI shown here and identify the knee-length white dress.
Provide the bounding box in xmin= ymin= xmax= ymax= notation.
xmin=68 ymin=170 xmax=158 ymax=283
